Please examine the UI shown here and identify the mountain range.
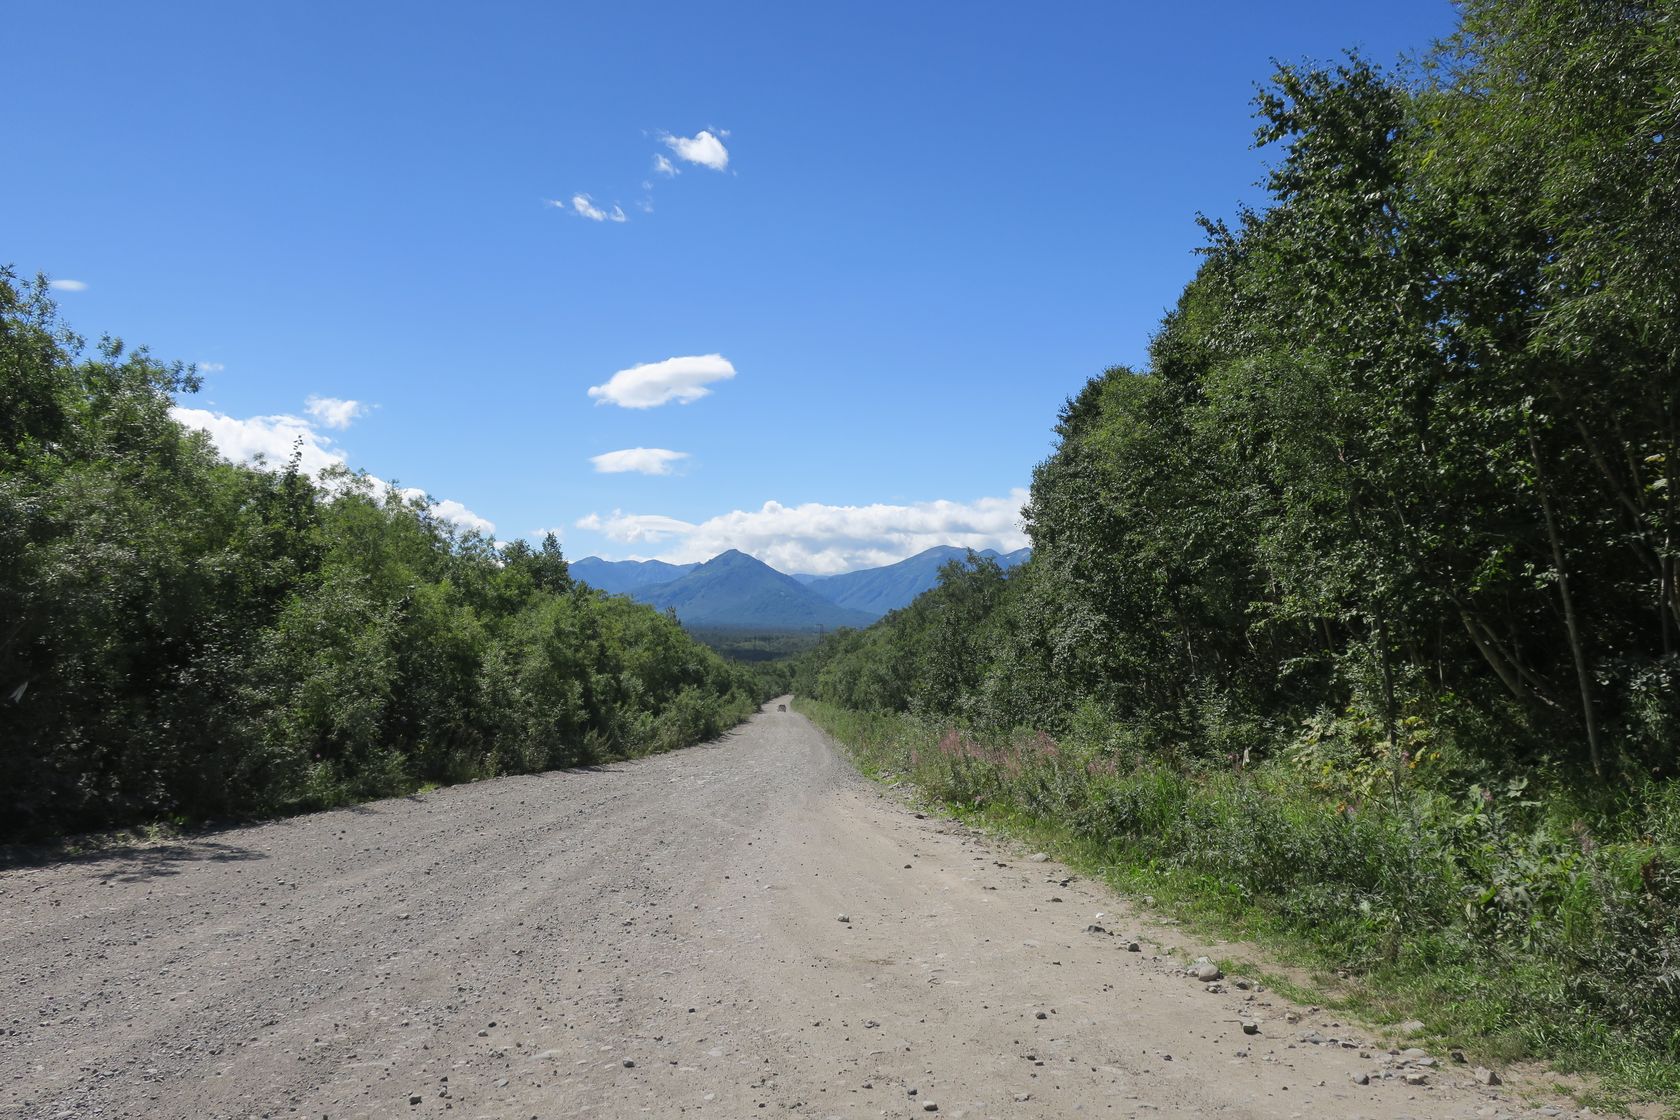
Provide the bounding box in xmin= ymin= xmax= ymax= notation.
xmin=571 ymin=545 xmax=1030 ymax=630
xmin=800 ymin=545 xmax=1030 ymax=617
xmin=567 ymin=556 xmax=699 ymax=595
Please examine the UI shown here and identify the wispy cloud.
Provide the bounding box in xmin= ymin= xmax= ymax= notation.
xmin=652 ymin=153 xmax=678 ymax=177
xmin=660 ymin=129 xmax=729 ymax=171
xmin=549 ymin=194 xmax=627 ymax=223
xmin=590 ymin=447 xmax=691 ymax=476
xmin=305 ymin=394 xmax=369 ymax=430
xmin=587 ymin=354 xmax=735 ymax=409
xmin=48 ymin=279 xmax=88 ymax=292
xmin=197 ymin=361 xmax=225 ymax=374
xmin=576 ymin=511 xmax=696 ymax=543
xmin=576 ymin=490 xmax=1030 ymax=575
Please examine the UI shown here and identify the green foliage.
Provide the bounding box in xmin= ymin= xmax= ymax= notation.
xmin=0 ymin=269 xmax=766 ymax=840
xmin=802 ymin=700 xmax=1680 ymax=1098
xmin=799 ymin=0 xmax=1679 ymax=777
xmin=792 ymin=0 xmax=1680 ymax=1094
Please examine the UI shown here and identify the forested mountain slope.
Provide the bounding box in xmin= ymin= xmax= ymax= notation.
xmin=576 ymin=547 xmax=1031 ymax=623
xmin=570 ymin=556 xmax=700 ymax=595
xmin=638 ymin=550 xmax=878 ymax=629
xmin=803 ymin=545 xmax=1030 ymax=618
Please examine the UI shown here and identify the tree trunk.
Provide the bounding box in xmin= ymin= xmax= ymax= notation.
xmin=1378 ymin=614 xmax=1401 ymax=800
xmin=1460 ymin=610 xmax=1525 ymax=702
xmin=1528 ymin=426 xmax=1604 ymax=776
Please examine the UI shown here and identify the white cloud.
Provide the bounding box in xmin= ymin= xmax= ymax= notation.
xmin=171 ymin=404 xmax=494 ymax=535
xmin=590 ymin=447 xmax=691 ymax=475
xmin=48 ymin=279 xmax=88 ymax=292
xmin=652 ymin=153 xmax=678 ymax=177
xmin=197 ymin=361 xmax=225 ymax=374
xmin=397 ymin=489 xmax=495 ymax=535
xmin=556 ymin=193 xmax=627 ymax=223
xmin=661 ymin=129 xmax=729 ymax=171
xmin=576 ymin=511 xmax=697 ymax=544
xmin=170 ymin=406 xmax=345 ymax=474
xmin=305 ymin=394 xmax=368 ymax=430
xmin=575 ymin=490 xmax=1030 ymax=575
xmin=432 ymin=499 xmax=493 ymax=534
xmin=587 ymin=354 xmax=735 ymax=409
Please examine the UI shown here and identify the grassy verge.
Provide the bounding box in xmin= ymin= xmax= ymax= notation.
xmin=795 ymin=698 xmax=1680 ymax=1113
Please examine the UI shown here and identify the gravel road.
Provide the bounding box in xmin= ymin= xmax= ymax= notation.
xmin=2 ymin=699 xmax=1575 ymax=1119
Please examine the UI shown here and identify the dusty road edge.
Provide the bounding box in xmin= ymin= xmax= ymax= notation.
xmin=791 ymin=698 xmax=1668 ymax=1120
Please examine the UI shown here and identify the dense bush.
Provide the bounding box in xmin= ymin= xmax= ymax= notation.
xmin=794 ymin=0 xmax=1679 ymax=1087
xmin=800 ymin=700 xmax=1680 ymax=1083
xmin=0 ymin=272 xmax=764 ymax=841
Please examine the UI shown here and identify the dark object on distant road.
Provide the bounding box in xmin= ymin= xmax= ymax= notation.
xmin=777 ymin=704 xmax=787 ymax=711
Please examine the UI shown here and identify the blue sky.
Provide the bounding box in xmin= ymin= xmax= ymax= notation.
xmin=4 ymin=0 xmax=1457 ymax=573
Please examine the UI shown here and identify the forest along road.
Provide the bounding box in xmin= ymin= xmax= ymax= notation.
xmin=2 ymin=700 xmax=1551 ymax=1120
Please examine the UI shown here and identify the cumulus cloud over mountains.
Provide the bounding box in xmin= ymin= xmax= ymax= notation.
xmin=577 ymin=490 xmax=1029 ymax=575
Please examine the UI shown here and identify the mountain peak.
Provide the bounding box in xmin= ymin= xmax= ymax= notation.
xmin=638 ymin=551 xmax=874 ymax=630
xmin=802 ymin=544 xmax=1031 ymax=618
xmin=572 ymin=545 xmax=1030 ymax=628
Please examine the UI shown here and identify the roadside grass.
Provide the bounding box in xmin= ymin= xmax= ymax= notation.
xmin=795 ymin=698 xmax=1680 ymax=1114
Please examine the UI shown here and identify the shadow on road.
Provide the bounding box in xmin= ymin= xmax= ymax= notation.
xmin=94 ymin=840 xmax=268 ymax=883
xmin=0 ymin=836 xmax=268 ymax=879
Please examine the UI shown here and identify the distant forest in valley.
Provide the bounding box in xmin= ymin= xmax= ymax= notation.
xmin=795 ymin=0 xmax=1680 ymax=1095
xmin=0 ymin=271 xmax=771 ymax=842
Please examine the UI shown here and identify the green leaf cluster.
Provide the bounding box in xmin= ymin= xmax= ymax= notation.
xmin=793 ymin=0 xmax=1680 ymax=1084
xmin=801 ymin=0 xmax=1680 ymax=781
xmin=0 ymin=272 xmax=764 ymax=840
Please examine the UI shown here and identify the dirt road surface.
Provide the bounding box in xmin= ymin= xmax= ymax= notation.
xmin=2 ymin=700 xmax=1575 ymax=1119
